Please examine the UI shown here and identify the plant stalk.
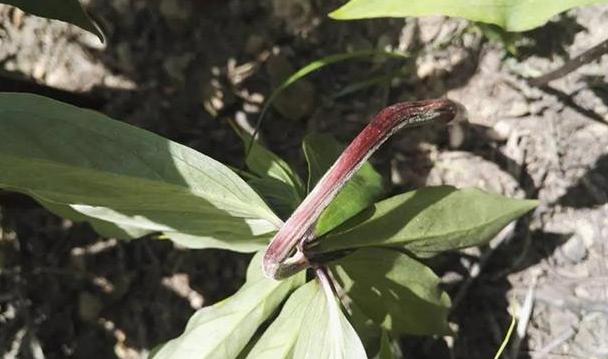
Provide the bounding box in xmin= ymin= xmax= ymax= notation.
xmin=263 ymin=99 xmax=464 ymax=279
xmin=529 ymin=37 xmax=608 ymax=87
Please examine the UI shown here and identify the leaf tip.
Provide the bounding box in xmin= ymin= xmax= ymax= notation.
xmin=519 ymin=198 xmax=540 ymax=212
xmin=327 ymin=5 xmax=349 ymax=20
xmin=327 ymin=10 xmax=340 ymax=19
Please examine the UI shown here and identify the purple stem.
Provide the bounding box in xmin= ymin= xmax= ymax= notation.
xmin=263 ymin=99 xmax=464 ymax=279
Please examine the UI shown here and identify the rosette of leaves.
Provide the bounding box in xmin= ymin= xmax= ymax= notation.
xmin=0 ymin=93 xmax=537 ymax=358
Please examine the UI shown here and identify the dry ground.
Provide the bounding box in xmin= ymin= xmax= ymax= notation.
xmin=1 ymin=1 xmax=608 ymax=358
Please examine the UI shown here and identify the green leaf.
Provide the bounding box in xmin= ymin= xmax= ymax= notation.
xmin=475 ymin=23 xmax=521 ymax=55
xmin=318 ymin=186 xmax=538 ymax=256
xmin=237 ymin=129 xmax=304 ymax=196
xmin=245 ymin=251 xmax=267 ymax=282
xmin=350 ymin=301 xmax=382 ymax=357
xmin=333 ymin=68 xmax=407 ymax=99
xmin=152 ymin=253 xmax=304 ymax=359
xmin=257 ymin=50 xmax=408 ymax=127
xmin=248 ymin=177 xmax=301 ymax=220
xmin=0 ymin=93 xmax=281 ymax=252
xmin=376 ymin=331 xmax=395 ymax=359
xmin=292 ymin=279 xmax=366 ymax=359
xmin=35 ymin=196 xmax=150 ymax=240
xmin=493 ymin=316 xmax=516 ymax=359
xmin=247 ymin=279 xmax=366 ymax=359
xmin=329 ymin=0 xmax=608 ymax=32
xmin=331 ymin=248 xmax=451 ymax=335
xmin=303 ymin=133 xmax=384 ymax=236
xmin=266 ymin=51 xmax=408 ymax=109
xmin=159 ymin=232 xmax=272 ymax=253
xmin=233 ymin=127 xmax=304 ymax=218
xmin=2 ymin=0 xmax=103 ymax=41
xmin=245 ymin=280 xmax=316 ymax=359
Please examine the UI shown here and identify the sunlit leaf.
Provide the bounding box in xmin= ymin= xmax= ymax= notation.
xmin=329 ymin=0 xmax=608 ymax=32
xmin=292 ymin=279 xmax=366 ymax=359
xmin=245 ymin=251 xmax=267 ymax=282
xmin=247 ymin=279 xmax=367 ymax=359
xmin=159 ymin=232 xmax=272 ymax=253
xmin=0 ymin=93 xmax=281 ymax=252
xmin=245 ymin=280 xmax=316 ymax=359
xmin=332 ymin=248 xmax=451 ymax=335
xmin=493 ymin=316 xmax=517 ymax=359
xmin=2 ymin=0 xmax=103 ymax=41
xmin=36 ymin=196 xmax=150 ymax=240
xmin=303 ymin=133 xmax=384 ymax=236
xmin=152 ymin=253 xmax=304 ymax=359
xmin=318 ymin=186 xmax=537 ymax=256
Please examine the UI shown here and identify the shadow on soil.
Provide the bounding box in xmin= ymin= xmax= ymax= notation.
xmin=402 ymin=229 xmax=569 ymax=359
xmin=0 ymin=200 xmax=250 ymax=358
xmin=557 ymin=153 xmax=608 ymax=208
xmin=0 ymin=1 xmax=591 ymax=358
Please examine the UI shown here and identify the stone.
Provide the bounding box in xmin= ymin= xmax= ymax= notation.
xmin=561 ymin=235 xmax=587 ymax=264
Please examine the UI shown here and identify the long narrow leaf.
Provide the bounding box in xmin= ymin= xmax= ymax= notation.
xmin=293 ymin=278 xmax=366 ymax=359
xmin=152 ymin=253 xmax=304 ymax=359
xmin=318 ymin=186 xmax=537 ymax=256
xmin=332 ymin=248 xmax=451 ymax=335
xmin=329 ymin=0 xmax=608 ymax=32
xmin=245 ymin=281 xmax=317 ymax=359
xmin=233 ymin=125 xmax=304 ymax=218
xmin=303 ymin=133 xmax=384 ymax=236
xmin=0 ymin=93 xmax=280 ymax=252
xmin=252 ymin=50 xmax=409 ymax=141
xmin=247 ymin=279 xmax=366 ymax=359
xmin=36 ymin=196 xmax=150 ymax=240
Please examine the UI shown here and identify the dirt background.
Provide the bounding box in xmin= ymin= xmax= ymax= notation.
xmin=1 ymin=1 xmax=608 ymax=358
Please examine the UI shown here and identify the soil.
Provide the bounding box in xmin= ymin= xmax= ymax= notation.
xmin=1 ymin=1 xmax=608 ymax=358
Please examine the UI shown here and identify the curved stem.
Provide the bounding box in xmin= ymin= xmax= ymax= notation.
xmin=263 ymin=99 xmax=464 ymax=279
